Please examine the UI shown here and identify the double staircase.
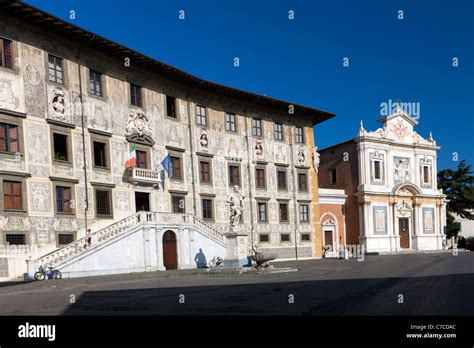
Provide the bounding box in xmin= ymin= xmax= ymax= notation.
xmin=27 ymin=211 xmax=227 ymax=279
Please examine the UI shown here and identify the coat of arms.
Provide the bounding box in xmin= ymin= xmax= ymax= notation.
xmin=125 ymin=110 xmax=154 ymax=145
xmin=391 ymin=119 xmax=409 ymax=139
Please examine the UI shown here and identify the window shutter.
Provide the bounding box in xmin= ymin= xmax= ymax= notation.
xmin=8 ymin=125 xmax=18 ymax=152
xmin=63 ymin=187 xmax=71 ymax=212
xmin=3 ymin=182 xmax=12 ymax=209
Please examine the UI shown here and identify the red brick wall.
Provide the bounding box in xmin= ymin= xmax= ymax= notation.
xmin=318 ymin=141 xmax=360 ymax=245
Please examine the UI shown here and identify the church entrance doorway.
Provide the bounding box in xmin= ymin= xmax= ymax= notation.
xmin=399 ymin=217 xmax=410 ymax=248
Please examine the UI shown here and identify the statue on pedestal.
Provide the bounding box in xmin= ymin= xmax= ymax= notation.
xmin=226 ymin=185 xmax=244 ymax=233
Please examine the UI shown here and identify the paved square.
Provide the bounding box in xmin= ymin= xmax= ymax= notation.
xmin=0 ymin=252 xmax=472 ymax=315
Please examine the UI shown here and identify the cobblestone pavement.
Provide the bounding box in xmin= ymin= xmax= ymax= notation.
xmin=0 ymin=252 xmax=472 ymax=315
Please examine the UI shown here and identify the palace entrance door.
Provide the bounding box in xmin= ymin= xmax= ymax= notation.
xmin=162 ymin=230 xmax=178 ymax=270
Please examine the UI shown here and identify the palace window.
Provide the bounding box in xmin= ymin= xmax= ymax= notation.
xmin=280 ymin=233 xmax=290 ymax=242
xmin=166 ymin=95 xmax=176 ymax=118
xmin=172 ymin=195 xmax=185 ymax=213
xmin=53 ymin=133 xmax=68 ymax=161
xmin=279 ymin=203 xmax=289 ymax=222
xmin=56 ymin=186 xmax=72 ymax=213
xmin=299 ymin=204 xmax=309 ymax=222
xmin=48 ymin=54 xmax=63 ymax=84
xmin=252 ymin=118 xmax=262 ymax=137
xmin=199 ymin=160 xmax=211 ymax=183
xmin=257 ymin=202 xmax=267 ymax=222
xmin=259 ymin=234 xmax=269 ymax=243
xmin=274 ymin=123 xmax=283 ymax=141
xmin=0 ymin=37 xmax=13 ymax=69
xmin=330 ymin=168 xmax=337 ymax=184
xmin=255 ymin=168 xmax=266 ymax=188
xmin=301 ymin=233 xmax=311 ymax=241
xmin=225 ymin=112 xmax=236 ymax=132
xmin=89 ymin=70 xmax=102 ymax=97
xmin=3 ymin=181 xmax=22 ymax=210
xmin=229 ymin=165 xmax=240 ymax=186
xmin=295 ymin=126 xmax=304 ymax=143
xmin=95 ymin=188 xmax=112 ymax=218
xmin=5 ymin=234 xmax=25 ymax=245
xmin=298 ymin=173 xmax=308 ymax=191
xmin=93 ymin=141 xmax=107 ymax=168
xmin=170 ymin=156 xmax=182 ymax=179
xmin=0 ymin=123 xmax=18 ymax=153
xmin=136 ymin=150 xmax=148 ymax=169
xmin=202 ymin=198 xmax=213 ymax=220
xmin=58 ymin=234 xmax=74 ymax=246
xmin=277 ymin=170 xmax=287 ymax=189
xmin=196 ymin=105 xmax=207 ymax=126
xmin=130 ymin=83 xmax=142 ymax=107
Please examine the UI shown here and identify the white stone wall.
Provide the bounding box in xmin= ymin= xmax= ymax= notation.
xmin=357 ymin=111 xmax=445 ymax=252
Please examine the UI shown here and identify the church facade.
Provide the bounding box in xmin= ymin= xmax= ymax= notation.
xmin=0 ymin=2 xmax=333 ymax=280
xmin=318 ymin=108 xmax=447 ymax=254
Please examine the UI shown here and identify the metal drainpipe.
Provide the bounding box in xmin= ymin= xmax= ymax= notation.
xmin=76 ymin=34 xmax=95 ymax=234
xmin=185 ymin=94 xmax=197 ymax=216
xmin=243 ymin=108 xmax=254 ymax=248
xmin=288 ymin=117 xmax=298 ymax=260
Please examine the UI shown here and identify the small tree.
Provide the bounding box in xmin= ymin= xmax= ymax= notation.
xmin=438 ymin=160 xmax=474 ymax=243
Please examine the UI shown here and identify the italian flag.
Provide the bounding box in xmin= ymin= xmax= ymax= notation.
xmin=125 ymin=145 xmax=137 ymax=168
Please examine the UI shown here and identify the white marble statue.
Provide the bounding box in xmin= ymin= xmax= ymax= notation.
xmin=226 ymin=185 xmax=244 ymax=231
xmin=313 ymin=147 xmax=320 ymax=172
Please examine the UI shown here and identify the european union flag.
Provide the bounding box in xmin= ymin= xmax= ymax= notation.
xmin=161 ymin=154 xmax=171 ymax=176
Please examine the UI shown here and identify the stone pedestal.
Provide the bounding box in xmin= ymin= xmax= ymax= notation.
xmin=224 ymin=232 xmax=250 ymax=268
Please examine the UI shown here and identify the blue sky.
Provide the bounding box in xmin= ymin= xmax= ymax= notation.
xmin=27 ymin=0 xmax=474 ymax=170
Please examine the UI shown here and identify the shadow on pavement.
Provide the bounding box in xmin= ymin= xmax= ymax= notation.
xmin=62 ymin=273 xmax=473 ymax=316
xmin=0 ymin=280 xmax=23 ymax=288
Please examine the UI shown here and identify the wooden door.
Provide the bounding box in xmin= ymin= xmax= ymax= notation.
xmin=399 ymin=218 xmax=410 ymax=248
xmin=324 ymin=230 xmax=333 ymax=250
xmin=162 ymin=230 xmax=177 ymax=270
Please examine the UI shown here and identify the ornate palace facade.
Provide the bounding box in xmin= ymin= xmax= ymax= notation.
xmin=0 ymin=2 xmax=333 ymax=279
xmin=318 ymin=108 xmax=447 ymax=254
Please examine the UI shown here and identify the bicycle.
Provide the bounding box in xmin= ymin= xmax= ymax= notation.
xmin=34 ymin=265 xmax=62 ymax=281
xmin=209 ymin=256 xmax=224 ymax=268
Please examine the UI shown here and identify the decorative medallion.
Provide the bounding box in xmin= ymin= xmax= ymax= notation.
xmin=125 ymin=110 xmax=154 ymax=145
xmin=396 ymin=201 xmax=413 ymax=217
xmin=255 ymin=139 xmax=264 ymax=159
xmin=296 ymin=147 xmax=306 ymax=166
xmin=198 ymin=128 xmax=209 ymax=152
xmin=48 ymin=86 xmax=71 ymax=123
xmin=391 ymin=119 xmax=409 ymax=139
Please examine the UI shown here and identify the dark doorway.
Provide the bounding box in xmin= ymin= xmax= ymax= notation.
xmin=163 ymin=230 xmax=178 ymax=270
xmin=399 ymin=218 xmax=410 ymax=248
xmin=135 ymin=192 xmax=150 ymax=212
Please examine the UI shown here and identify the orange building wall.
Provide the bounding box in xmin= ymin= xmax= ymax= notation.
xmin=320 ymin=203 xmax=345 ymax=250
xmin=318 ymin=140 xmax=361 ymax=246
